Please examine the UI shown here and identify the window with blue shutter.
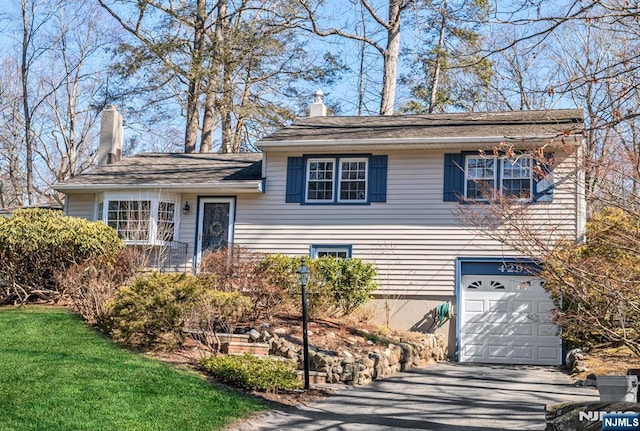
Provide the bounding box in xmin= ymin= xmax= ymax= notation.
xmin=285 ymin=154 xmax=387 ymax=205
xmin=443 ymin=153 xmax=464 ymax=202
xmin=532 ymin=154 xmax=554 ymax=202
xmin=285 ymin=157 xmax=304 ymax=203
xmin=443 ymin=152 xmax=554 ymax=203
xmin=369 ymin=155 xmax=387 ymax=203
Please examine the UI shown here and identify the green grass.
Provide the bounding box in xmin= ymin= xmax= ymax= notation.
xmin=0 ymin=307 xmax=267 ymax=431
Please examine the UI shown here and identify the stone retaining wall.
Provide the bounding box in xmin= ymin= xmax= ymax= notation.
xmin=265 ymin=332 xmax=446 ymax=386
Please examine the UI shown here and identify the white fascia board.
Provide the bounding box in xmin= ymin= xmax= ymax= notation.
xmin=256 ymin=134 xmax=581 ymax=151
xmin=53 ymin=180 xmax=264 ymax=194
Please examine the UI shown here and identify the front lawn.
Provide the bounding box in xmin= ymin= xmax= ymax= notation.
xmin=0 ymin=307 xmax=267 ymax=431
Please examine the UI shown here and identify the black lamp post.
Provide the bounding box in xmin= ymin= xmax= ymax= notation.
xmin=295 ymin=258 xmax=311 ymax=390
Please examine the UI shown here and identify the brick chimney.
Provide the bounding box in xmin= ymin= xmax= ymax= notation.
xmin=97 ymin=105 xmax=123 ymax=166
xmin=309 ymin=90 xmax=327 ymax=117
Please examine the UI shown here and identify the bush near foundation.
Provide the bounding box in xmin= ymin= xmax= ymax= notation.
xmin=200 ymin=354 xmax=301 ymax=392
xmin=59 ymin=248 xmax=146 ymax=327
xmin=0 ymin=209 xmax=123 ymax=304
xmin=199 ymin=248 xmax=378 ymax=319
xmin=105 ymin=272 xmax=208 ymax=349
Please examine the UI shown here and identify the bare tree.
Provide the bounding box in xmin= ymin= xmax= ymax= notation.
xmin=100 ymin=0 xmax=338 ymax=153
xmin=38 ymin=0 xmax=110 ymax=184
xmin=19 ymin=0 xmax=58 ymax=204
xmin=298 ymin=0 xmax=414 ymax=115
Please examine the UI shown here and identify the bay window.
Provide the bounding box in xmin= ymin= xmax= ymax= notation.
xmin=95 ymin=193 xmax=179 ymax=244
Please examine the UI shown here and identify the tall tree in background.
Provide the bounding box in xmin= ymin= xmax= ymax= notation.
xmin=298 ymin=0 xmax=414 ymax=115
xmin=0 ymin=0 xmax=115 ymax=207
xmin=39 ymin=0 xmax=111 ymax=183
xmin=19 ymin=0 xmax=55 ymax=205
xmin=0 ymin=58 xmax=27 ymax=208
xmin=100 ymin=0 xmax=339 ymax=153
xmin=400 ymin=0 xmax=491 ymax=113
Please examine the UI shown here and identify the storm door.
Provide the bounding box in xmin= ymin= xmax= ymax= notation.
xmin=196 ymin=198 xmax=235 ymax=266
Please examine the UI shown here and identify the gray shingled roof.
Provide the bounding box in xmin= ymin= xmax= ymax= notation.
xmin=54 ymin=153 xmax=262 ymax=190
xmin=258 ymin=109 xmax=584 ymax=144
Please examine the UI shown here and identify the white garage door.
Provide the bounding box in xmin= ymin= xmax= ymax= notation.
xmin=459 ymin=275 xmax=562 ymax=365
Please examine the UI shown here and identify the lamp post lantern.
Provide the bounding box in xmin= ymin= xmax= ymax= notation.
xmin=295 ymin=258 xmax=311 ymax=390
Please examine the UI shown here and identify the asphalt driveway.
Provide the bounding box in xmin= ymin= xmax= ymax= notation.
xmin=229 ymin=362 xmax=599 ymax=431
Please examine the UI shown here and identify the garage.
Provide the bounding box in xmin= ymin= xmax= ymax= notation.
xmin=457 ymin=261 xmax=562 ymax=365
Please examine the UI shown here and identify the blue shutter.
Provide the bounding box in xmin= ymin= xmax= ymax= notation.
xmin=443 ymin=153 xmax=464 ymax=202
xmin=286 ymin=157 xmax=304 ymax=203
xmin=533 ymin=153 xmax=554 ymax=202
xmin=369 ymin=155 xmax=388 ymax=203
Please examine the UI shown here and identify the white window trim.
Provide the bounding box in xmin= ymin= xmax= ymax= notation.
xmin=500 ymin=156 xmax=533 ymax=201
xmin=305 ymin=158 xmax=335 ymax=203
xmin=337 ymin=157 xmax=368 ymax=203
xmin=310 ymin=245 xmax=352 ymax=259
xmin=464 ymin=155 xmax=534 ymax=202
xmin=95 ymin=191 xmax=180 ymax=246
xmin=464 ymin=156 xmax=496 ymax=201
xmin=305 ymin=157 xmax=369 ymax=204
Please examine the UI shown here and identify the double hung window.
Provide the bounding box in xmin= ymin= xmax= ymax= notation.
xmin=306 ymin=157 xmax=368 ymax=203
xmin=464 ymin=155 xmax=533 ymax=201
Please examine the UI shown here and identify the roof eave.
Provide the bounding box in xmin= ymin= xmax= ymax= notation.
xmin=256 ymin=134 xmax=583 ymax=152
xmin=53 ymin=180 xmax=264 ymax=194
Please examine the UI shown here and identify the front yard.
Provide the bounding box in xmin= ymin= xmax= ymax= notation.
xmin=0 ymin=307 xmax=267 ymax=431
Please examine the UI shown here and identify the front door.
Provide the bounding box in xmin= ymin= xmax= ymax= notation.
xmin=196 ymin=198 xmax=235 ymax=266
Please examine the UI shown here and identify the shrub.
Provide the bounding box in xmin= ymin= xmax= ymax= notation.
xmin=200 ymin=248 xmax=290 ymax=319
xmin=0 ymin=209 xmax=123 ymax=304
xmin=187 ymin=290 xmax=252 ymax=351
xmin=105 ymin=272 xmax=207 ymax=350
xmin=198 ymin=248 xmax=379 ymax=319
xmin=543 ymin=207 xmax=640 ymax=357
xmin=253 ymin=254 xmax=299 ymax=318
xmin=266 ymin=255 xmax=378 ymax=318
xmin=313 ymin=257 xmax=378 ymax=316
xmin=59 ymin=248 xmax=146 ymax=327
xmin=200 ymin=354 xmax=301 ymax=392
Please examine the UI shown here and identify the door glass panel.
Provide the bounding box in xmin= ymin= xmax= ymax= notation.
xmin=202 ymin=202 xmax=230 ymax=253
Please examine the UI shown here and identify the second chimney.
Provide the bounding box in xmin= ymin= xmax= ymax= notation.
xmin=97 ymin=105 xmax=124 ymax=166
xmin=309 ymin=90 xmax=327 ymax=117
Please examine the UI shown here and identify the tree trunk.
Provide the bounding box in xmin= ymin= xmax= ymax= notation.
xmin=219 ymin=66 xmax=233 ymax=153
xmin=21 ymin=0 xmax=34 ymax=205
xmin=379 ymin=0 xmax=401 ymax=116
xmin=200 ymin=88 xmax=215 ymax=153
xmin=428 ymin=0 xmax=447 ymax=113
xmin=216 ymin=0 xmax=233 ymax=153
xmin=184 ymin=0 xmax=207 ymax=153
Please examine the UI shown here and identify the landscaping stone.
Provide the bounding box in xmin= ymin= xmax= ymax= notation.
xmin=264 ymin=331 xmax=447 ymax=386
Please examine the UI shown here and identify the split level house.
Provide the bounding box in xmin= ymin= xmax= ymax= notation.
xmin=54 ymin=96 xmax=586 ymax=366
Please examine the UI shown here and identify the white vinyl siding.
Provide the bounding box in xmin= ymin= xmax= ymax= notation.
xmin=64 ymin=194 xmax=95 ymax=220
xmin=60 ymin=148 xmax=583 ymax=298
xmin=232 ymin=149 xmax=582 ymax=297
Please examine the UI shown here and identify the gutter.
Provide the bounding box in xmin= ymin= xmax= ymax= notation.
xmin=53 ymin=180 xmax=265 ymax=194
xmin=256 ymin=134 xmax=582 ymax=150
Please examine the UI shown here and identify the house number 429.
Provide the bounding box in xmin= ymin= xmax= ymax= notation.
xmin=498 ymin=263 xmax=524 ymax=273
